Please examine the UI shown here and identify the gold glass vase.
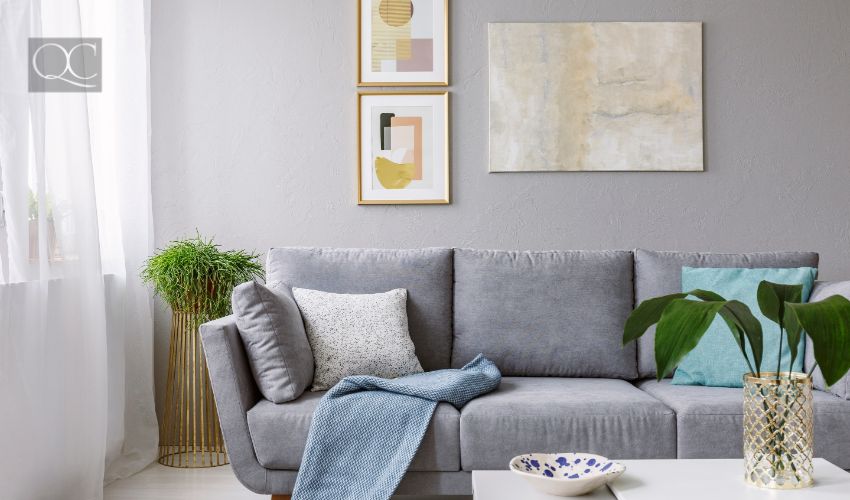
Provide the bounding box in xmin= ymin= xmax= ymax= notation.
xmin=159 ymin=311 xmax=228 ymax=467
xmin=743 ymin=372 xmax=813 ymax=489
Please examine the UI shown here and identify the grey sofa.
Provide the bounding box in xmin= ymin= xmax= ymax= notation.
xmin=200 ymin=247 xmax=850 ymax=496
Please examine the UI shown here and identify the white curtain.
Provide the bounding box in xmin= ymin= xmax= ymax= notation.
xmin=0 ymin=1 xmax=158 ymax=499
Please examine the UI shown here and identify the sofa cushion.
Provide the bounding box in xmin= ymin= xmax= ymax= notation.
xmin=292 ymin=287 xmax=423 ymax=391
xmin=636 ymin=379 xmax=850 ymax=468
xmin=247 ymin=392 xmax=460 ymax=471
xmin=634 ymin=249 xmax=819 ymax=378
xmin=231 ymin=281 xmax=314 ymax=403
xmin=672 ymin=266 xmax=816 ymax=387
xmin=266 ymin=247 xmax=453 ymax=371
xmin=459 ymin=377 xmax=676 ymax=470
xmin=452 ymin=249 xmax=636 ymax=378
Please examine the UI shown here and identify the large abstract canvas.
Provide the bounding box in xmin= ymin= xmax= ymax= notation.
xmin=358 ymin=0 xmax=448 ymax=86
xmin=358 ymin=92 xmax=449 ymax=204
xmin=489 ymin=22 xmax=703 ymax=172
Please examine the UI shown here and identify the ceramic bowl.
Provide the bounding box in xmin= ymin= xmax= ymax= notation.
xmin=509 ymin=452 xmax=625 ymax=497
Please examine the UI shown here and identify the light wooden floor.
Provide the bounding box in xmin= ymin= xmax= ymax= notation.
xmin=104 ymin=463 xmax=469 ymax=500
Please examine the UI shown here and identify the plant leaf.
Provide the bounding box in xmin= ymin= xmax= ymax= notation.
xmin=623 ymin=293 xmax=687 ymax=345
xmin=687 ymin=289 xmax=762 ymax=373
xmin=783 ymin=305 xmax=803 ymax=371
xmin=757 ymin=281 xmax=804 ymax=327
xmin=655 ymin=299 xmax=726 ymax=380
xmin=787 ymin=296 xmax=850 ymax=386
xmin=688 ymin=289 xmax=726 ymax=302
xmin=719 ymin=300 xmax=764 ymax=374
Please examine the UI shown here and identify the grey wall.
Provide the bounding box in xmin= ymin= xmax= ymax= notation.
xmin=151 ymin=0 xmax=850 ymax=407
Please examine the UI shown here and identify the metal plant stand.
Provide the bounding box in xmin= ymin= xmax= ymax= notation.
xmin=159 ymin=311 xmax=228 ymax=467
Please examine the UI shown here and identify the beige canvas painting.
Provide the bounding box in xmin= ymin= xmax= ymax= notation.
xmin=489 ymin=22 xmax=703 ymax=172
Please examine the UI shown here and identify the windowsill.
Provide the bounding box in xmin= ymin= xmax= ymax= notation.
xmin=1 ymin=272 xmax=118 ymax=287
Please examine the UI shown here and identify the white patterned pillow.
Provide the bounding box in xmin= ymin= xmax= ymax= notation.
xmin=291 ymin=287 xmax=423 ymax=391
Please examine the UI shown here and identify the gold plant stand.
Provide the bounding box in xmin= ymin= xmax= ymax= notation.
xmin=743 ymin=372 xmax=814 ymax=489
xmin=159 ymin=311 xmax=228 ymax=467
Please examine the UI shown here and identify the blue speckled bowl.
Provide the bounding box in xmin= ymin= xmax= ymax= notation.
xmin=509 ymin=453 xmax=626 ymax=497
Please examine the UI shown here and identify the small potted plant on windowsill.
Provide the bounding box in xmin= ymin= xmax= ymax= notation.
xmin=623 ymin=282 xmax=850 ymax=489
xmin=141 ymin=232 xmax=263 ymax=468
xmin=28 ymin=189 xmax=59 ymax=260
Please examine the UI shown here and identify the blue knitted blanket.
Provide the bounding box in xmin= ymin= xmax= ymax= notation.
xmin=292 ymin=354 xmax=501 ymax=500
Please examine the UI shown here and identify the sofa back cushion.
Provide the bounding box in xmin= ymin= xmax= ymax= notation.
xmin=634 ymin=249 xmax=819 ymax=378
xmin=266 ymin=247 xmax=453 ymax=371
xmin=452 ymin=249 xmax=636 ymax=378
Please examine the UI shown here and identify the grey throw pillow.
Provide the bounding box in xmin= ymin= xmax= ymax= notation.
xmin=231 ymin=281 xmax=314 ymax=403
xmin=292 ymin=287 xmax=423 ymax=391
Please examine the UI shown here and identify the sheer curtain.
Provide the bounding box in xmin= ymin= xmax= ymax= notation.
xmin=0 ymin=1 xmax=158 ymax=499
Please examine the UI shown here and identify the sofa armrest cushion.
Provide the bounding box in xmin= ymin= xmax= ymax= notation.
xmin=806 ymin=280 xmax=850 ymax=399
xmin=231 ymin=280 xmax=314 ymax=403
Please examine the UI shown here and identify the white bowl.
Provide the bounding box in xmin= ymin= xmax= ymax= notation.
xmin=509 ymin=452 xmax=626 ymax=497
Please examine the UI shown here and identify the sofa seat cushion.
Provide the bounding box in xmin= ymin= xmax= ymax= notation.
xmin=246 ymin=392 xmax=460 ymax=471
xmin=459 ymin=377 xmax=676 ymax=470
xmin=637 ymin=379 xmax=850 ymax=468
xmin=452 ymin=249 xmax=636 ymax=378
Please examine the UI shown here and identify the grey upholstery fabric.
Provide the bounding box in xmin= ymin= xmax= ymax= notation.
xmin=246 ymin=392 xmax=460 ymax=472
xmin=199 ymin=315 xmax=267 ymax=493
xmin=806 ymin=280 xmax=850 ymax=399
xmin=459 ymin=377 xmax=676 ymax=470
xmin=232 ymin=281 xmax=313 ymax=403
xmin=266 ymin=247 xmax=453 ymax=371
xmin=634 ymin=249 xmax=820 ymax=378
xmin=452 ymin=249 xmax=636 ymax=378
xmin=637 ymin=379 xmax=850 ymax=468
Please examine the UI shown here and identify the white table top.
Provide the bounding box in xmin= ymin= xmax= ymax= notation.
xmin=472 ymin=458 xmax=850 ymax=500
xmin=472 ymin=470 xmax=615 ymax=499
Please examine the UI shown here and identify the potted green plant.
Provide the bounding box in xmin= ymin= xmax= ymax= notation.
xmin=28 ymin=189 xmax=59 ymax=260
xmin=623 ymin=281 xmax=850 ymax=489
xmin=141 ymin=233 xmax=263 ymax=468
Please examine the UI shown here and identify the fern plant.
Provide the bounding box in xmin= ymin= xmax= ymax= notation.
xmin=141 ymin=233 xmax=263 ymax=321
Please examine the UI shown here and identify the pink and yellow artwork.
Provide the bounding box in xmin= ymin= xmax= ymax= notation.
xmin=370 ymin=0 xmax=434 ymax=73
xmin=359 ymin=0 xmax=447 ymax=85
xmin=358 ymin=92 xmax=449 ymax=204
xmin=374 ymin=113 xmax=423 ymax=189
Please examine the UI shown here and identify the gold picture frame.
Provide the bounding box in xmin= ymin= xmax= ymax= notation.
xmin=357 ymin=90 xmax=450 ymax=205
xmin=357 ymin=0 xmax=449 ymax=86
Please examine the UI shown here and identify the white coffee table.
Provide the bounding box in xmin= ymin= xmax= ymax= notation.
xmin=472 ymin=458 xmax=850 ymax=499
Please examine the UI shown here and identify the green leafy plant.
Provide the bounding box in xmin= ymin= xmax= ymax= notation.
xmin=28 ymin=189 xmax=54 ymax=221
xmin=141 ymin=232 xmax=263 ymax=321
xmin=623 ymin=281 xmax=850 ymax=385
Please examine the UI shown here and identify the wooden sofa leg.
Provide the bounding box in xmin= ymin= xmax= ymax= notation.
xmin=271 ymin=496 xmax=291 ymax=500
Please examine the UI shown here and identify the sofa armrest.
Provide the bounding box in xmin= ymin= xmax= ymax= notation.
xmin=805 ymin=281 xmax=850 ymax=400
xmin=200 ymin=315 xmax=269 ymax=492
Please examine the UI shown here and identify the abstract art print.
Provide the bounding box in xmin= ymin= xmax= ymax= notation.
xmin=489 ymin=22 xmax=703 ymax=172
xmin=358 ymin=91 xmax=449 ymax=204
xmin=358 ymin=0 xmax=448 ymax=86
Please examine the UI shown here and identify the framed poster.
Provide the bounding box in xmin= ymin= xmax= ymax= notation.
xmin=358 ymin=0 xmax=449 ymax=86
xmin=489 ymin=22 xmax=703 ymax=172
xmin=357 ymin=91 xmax=449 ymax=204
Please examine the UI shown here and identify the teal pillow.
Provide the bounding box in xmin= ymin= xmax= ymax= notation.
xmin=671 ymin=267 xmax=817 ymax=387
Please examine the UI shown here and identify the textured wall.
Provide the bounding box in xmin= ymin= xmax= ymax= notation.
xmin=150 ymin=0 xmax=850 ymax=406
